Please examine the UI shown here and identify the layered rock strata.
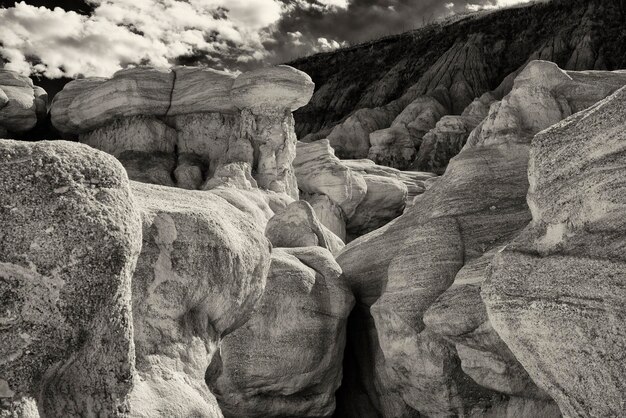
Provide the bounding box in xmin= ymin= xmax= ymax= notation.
xmin=0 ymin=70 xmax=48 ymax=138
xmin=484 ymin=85 xmax=626 ymax=418
xmin=336 ymin=61 xmax=626 ymax=417
xmin=50 ymin=65 xmax=314 ymax=198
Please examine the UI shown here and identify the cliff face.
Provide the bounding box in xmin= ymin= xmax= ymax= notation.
xmin=289 ymin=0 xmax=626 ymax=160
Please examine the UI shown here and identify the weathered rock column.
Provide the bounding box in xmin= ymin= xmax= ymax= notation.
xmin=230 ymin=66 xmax=314 ymax=200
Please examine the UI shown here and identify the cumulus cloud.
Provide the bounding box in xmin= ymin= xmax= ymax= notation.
xmin=0 ymin=0 xmax=283 ymax=78
xmin=0 ymin=0 xmax=530 ymax=79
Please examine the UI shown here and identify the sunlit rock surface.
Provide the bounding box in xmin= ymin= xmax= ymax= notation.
xmin=0 ymin=140 xmax=141 ymax=417
xmin=336 ymin=61 xmax=626 ymax=417
xmin=0 ymin=70 xmax=48 ymax=137
xmin=50 ymin=65 xmax=313 ymax=196
xmin=128 ymin=183 xmax=271 ymax=417
xmin=211 ymin=247 xmax=353 ymax=418
xmin=484 ymin=85 xmax=626 ymax=418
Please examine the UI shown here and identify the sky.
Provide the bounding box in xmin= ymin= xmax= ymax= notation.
xmin=0 ymin=0 xmax=531 ymax=80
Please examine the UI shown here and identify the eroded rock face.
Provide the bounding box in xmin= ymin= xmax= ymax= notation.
xmin=484 ymin=86 xmax=626 ymax=418
xmin=211 ymin=247 xmax=354 ymax=418
xmin=368 ymin=95 xmax=447 ymax=169
xmin=295 ymin=140 xmax=367 ymax=219
xmin=50 ymin=65 xmax=313 ymax=197
xmin=0 ymin=140 xmax=141 ymax=416
xmin=295 ymin=140 xmax=432 ymax=241
xmin=336 ymin=61 xmax=626 ymax=416
xmin=414 ymin=93 xmax=494 ymax=174
xmin=0 ymin=70 xmax=48 ymax=137
xmin=128 ymin=182 xmax=271 ymax=418
xmin=265 ymin=200 xmax=344 ymax=255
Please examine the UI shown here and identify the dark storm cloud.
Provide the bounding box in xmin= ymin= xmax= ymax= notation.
xmin=265 ymin=0 xmax=504 ymax=64
xmin=0 ymin=0 xmax=521 ymax=79
xmin=0 ymin=0 xmax=94 ymax=14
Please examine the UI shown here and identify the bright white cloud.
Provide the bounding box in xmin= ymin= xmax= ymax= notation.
xmin=316 ymin=37 xmax=345 ymax=52
xmin=0 ymin=0 xmax=283 ymax=78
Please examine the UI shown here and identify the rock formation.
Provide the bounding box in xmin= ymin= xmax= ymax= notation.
xmin=0 ymin=70 xmax=48 ymax=138
xmin=335 ymin=61 xmax=626 ymax=417
xmin=50 ymin=65 xmax=313 ymax=197
xmin=211 ymin=247 xmax=353 ymax=417
xmin=0 ymin=140 xmax=278 ymax=417
xmin=290 ymin=0 xmax=626 ymax=171
xmin=128 ymin=182 xmax=271 ymax=417
xmin=294 ymin=140 xmax=434 ymax=241
xmin=484 ymin=85 xmax=626 ymax=418
xmin=0 ymin=140 xmax=141 ymax=416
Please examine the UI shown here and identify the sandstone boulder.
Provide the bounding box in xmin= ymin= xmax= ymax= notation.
xmin=265 ymin=200 xmax=344 ymax=254
xmin=0 ymin=70 xmax=48 ymax=135
xmin=294 ymin=140 xmax=367 ymax=218
xmin=484 ymin=86 xmax=626 ymax=418
xmin=231 ymin=65 xmax=314 ymax=112
xmin=342 ymin=158 xmax=435 ymax=206
xmin=211 ymin=247 xmax=353 ymax=418
xmin=128 ymin=182 xmax=271 ymax=418
xmin=346 ymin=174 xmax=407 ymax=239
xmin=368 ymin=95 xmax=447 ymax=169
xmin=302 ymin=193 xmax=347 ymax=241
xmin=0 ymin=140 xmax=141 ymax=416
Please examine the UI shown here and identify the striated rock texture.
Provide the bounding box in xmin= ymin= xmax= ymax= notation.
xmin=335 ymin=61 xmax=626 ymax=417
xmin=211 ymin=247 xmax=354 ymax=418
xmin=291 ymin=0 xmax=626 ymax=169
xmin=295 ymin=139 xmax=367 ymax=219
xmin=414 ymin=93 xmax=494 ymax=174
xmin=50 ymin=65 xmax=313 ymax=197
xmin=368 ymin=95 xmax=447 ymax=169
xmin=128 ymin=182 xmax=271 ymax=417
xmin=483 ymin=85 xmax=626 ymax=418
xmin=0 ymin=140 xmax=141 ymax=417
xmin=265 ymin=200 xmax=344 ymax=255
xmin=295 ymin=140 xmax=433 ymax=241
xmin=0 ymin=70 xmax=48 ymax=137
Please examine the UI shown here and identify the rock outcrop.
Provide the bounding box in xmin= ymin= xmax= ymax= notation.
xmin=265 ymin=200 xmax=344 ymax=255
xmin=0 ymin=70 xmax=48 ymax=137
xmin=484 ymin=85 xmax=626 ymax=418
xmin=211 ymin=246 xmax=354 ymax=418
xmin=128 ymin=182 xmax=271 ymax=417
xmin=0 ymin=139 xmax=279 ymax=418
xmin=294 ymin=140 xmax=433 ymax=241
xmin=50 ymin=65 xmax=313 ymax=197
xmin=0 ymin=140 xmax=141 ymax=416
xmin=413 ymin=93 xmax=494 ymax=173
xmin=368 ymin=96 xmax=447 ymax=169
xmin=290 ymin=0 xmax=626 ymax=170
xmin=335 ymin=61 xmax=626 ymax=417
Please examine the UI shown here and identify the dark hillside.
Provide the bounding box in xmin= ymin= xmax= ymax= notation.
xmin=289 ymin=0 xmax=626 ymax=140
